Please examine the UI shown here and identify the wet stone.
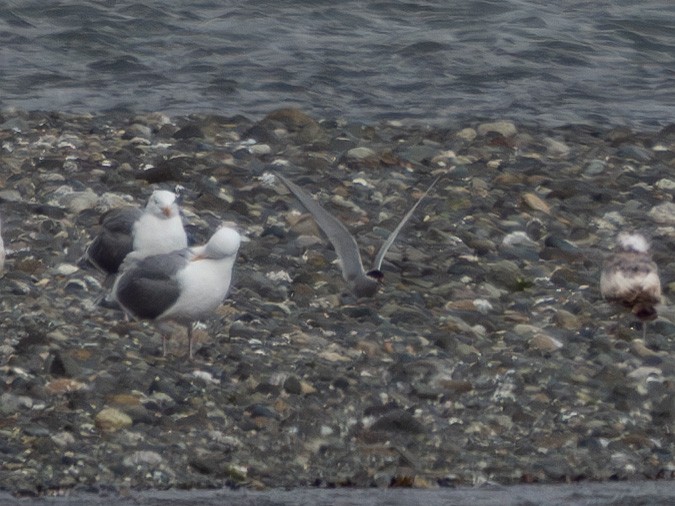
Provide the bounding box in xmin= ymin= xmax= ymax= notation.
xmin=283 ymin=375 xmax=303 ymax=395
xmin=263 ymin=107 xmax=320 ymax=132
xmin=121 ymin=123 xmax=153 ymax=140
xmin=173 ymin=123 xmax=205 ymax=139
xmin=94 ymin=408 xmax=133 ymax=433
xmin=369 ymin=409 xmax=425 ymax=434
xmin=584 ymin=159 xmax=607 ymax=175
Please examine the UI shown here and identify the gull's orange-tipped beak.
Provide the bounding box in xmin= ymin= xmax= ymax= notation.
xmin=162 ymin=206 xmax=173 ymax=218
xmin=190 ymin=246 xmax=207 ymax=261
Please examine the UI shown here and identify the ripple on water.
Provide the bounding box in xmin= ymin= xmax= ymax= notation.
xmin=1 ymin=0 xmax=674 ymax=128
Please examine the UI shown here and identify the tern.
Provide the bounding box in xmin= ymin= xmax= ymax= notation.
xmin=277 ymin=172 xmax=439 ymax=298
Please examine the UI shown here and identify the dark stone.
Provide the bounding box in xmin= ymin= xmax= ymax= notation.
xmin=136 ymin=156 xmax=193 ymax=183
xmin=369 ymin=409 xmax=425 ymax=434
xmin=254 ymin=382 xmax=281 ymax=396
xmin=283 ymin=375 xmax=303 ymax=395
xmin=173 ymin=124 xmax=204 ymax=139
xmin=242 ymin=124 xmax=279 ymax=144
xmin=245 ymin=404 xmax=279 ymax=420
xmin=45 ymin=351 xmax=83 ymax=378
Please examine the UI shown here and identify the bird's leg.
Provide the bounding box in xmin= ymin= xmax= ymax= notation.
xmin=162 ymin=335 xmax=168 ymax=357
xmin=642 ymin=321 xmax=647 ymax=340
xmin=187 ymin=324 xmax=194 ymax=360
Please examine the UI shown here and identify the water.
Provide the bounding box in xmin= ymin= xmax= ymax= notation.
xmin=1 ymin=482 xmax=674 ymax=505
xmin=1 ymin=0 xmax=674 ymax=129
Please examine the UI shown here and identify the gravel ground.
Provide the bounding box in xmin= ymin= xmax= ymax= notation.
xmin=0 ymin=108 xmax=673 ymax=497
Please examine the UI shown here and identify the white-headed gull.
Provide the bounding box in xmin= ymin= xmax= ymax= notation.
xmin=86 ymin=190 xmax=188 ymax=274
xmin=113 ymin=225 xmax=242 ymax=358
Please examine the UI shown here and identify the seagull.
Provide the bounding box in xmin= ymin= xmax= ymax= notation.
xmin=112 ymin=225 xmax=242 ymax=358
xmin=600 ymin=232 xmax=661 ymax=338
xmin=276 ymin=172 xmax=439 ymax=298
xmin=86 ymin=190 xmax=188 ymax=275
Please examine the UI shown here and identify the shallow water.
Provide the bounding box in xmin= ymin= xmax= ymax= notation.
xmin=2 ymin=482 xmax=674 ymax=506
xmin=1 ymin=0 xmax=674 ymax=128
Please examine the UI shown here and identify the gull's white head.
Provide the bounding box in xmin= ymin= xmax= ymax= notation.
xmin=146 ymin=190 xmax=179 ymax=218
xmin=617 ymin=232 xmax=650 ymax=254
xmin=202 ymin=225 xmax=242 ymax=259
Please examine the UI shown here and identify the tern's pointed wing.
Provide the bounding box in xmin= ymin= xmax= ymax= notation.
xmin=276 ymin=173 xmax=367 ymax=283
xmin=372 ymin=175 xmax=440 ymax=271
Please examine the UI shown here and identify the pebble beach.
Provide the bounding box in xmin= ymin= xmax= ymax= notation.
xmin=0 ymin=107 xmax=673 ymax=498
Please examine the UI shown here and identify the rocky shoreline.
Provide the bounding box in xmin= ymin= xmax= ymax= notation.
xmin=0 ymin=108 xmax=673 ymax=497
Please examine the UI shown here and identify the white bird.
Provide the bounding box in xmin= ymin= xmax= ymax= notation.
xmin=113 ymin=225 xmax=242 ymax=358
xmin=86 ymin=190 xmax=188 ymax=275
xmin=276 ymin=173 xmax=439 ymax=298
xmin=600 ymin=232 xmax=661 ymax=338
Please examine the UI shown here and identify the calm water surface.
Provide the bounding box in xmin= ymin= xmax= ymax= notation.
xmin=1 ymin=482 xmax=675 ymax=505
xmin=1 ymin=0 xmax=674 ymax=128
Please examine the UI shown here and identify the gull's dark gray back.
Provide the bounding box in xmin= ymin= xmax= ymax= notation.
xmin=115 ymin=250 xmax=189 ymax=319
xmin=87 ymin=207 xmax=143 ymax=273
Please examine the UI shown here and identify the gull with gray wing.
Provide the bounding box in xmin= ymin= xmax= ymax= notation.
xmin=86 ymin=189 xmax=188 ymax=275
xmin=113 ymin=225 xmax=242 ymax=358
